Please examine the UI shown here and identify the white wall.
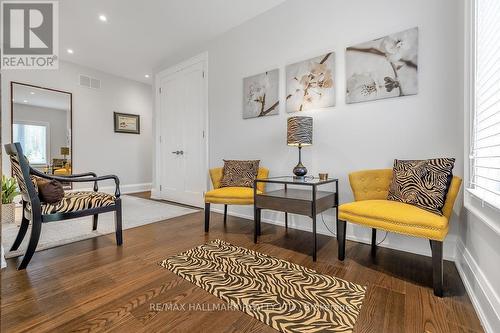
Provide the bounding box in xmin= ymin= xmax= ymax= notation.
xmin=2 ymin=60 xmax=153 ymax=192
xmin=13 ymin=103 xmax=69 ymax=163
xmin=155 ymin=0 xmax=464 ymax=259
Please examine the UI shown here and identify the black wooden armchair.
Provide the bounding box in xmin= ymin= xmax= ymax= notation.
xmin=4 ymin=143 xmax=123 ymax=270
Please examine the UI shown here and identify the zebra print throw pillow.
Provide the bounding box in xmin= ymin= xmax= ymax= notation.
xmin=220 ymin=160 xmax=260 ymax=188
xmin=387 ymin=158 xmax=455 ymax=215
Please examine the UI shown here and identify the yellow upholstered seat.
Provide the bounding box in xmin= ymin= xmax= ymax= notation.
xmin=339 ymin=200 xmax=448 ymax=240
xmin=53 ymin=167 xmax=71 ymax=176
xmin=337 ymin=168 xmax=462 ymax=297
xmin=205 ymin=187 xmax=263 ymax=205
xmin=204 ymin=166 xmax=269 ymax=231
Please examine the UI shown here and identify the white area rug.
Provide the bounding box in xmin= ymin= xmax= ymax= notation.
xmin=2 ymin=195 xmax=198 ymax=259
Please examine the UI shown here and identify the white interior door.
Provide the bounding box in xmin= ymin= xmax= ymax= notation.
xmin=159 ymin=61 xmax=207 ymax=207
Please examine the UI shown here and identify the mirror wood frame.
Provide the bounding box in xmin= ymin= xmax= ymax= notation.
xmin=10 ymin=81 xmax=73 ymax=188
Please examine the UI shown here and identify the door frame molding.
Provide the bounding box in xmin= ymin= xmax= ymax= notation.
xmin=152 ymin=52 xmax=209 ymax=203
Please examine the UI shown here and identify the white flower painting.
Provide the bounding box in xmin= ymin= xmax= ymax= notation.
xmin=243 ymin=69 xmax=279 ymax=119
xmin=286 ymin=52 xmax=335 ymax=113
xmin=346 ymin=27 xmax=418 ymax=104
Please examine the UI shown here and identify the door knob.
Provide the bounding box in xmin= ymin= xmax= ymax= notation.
xmin=178 ymin=150 xmax=184 ymax=155
xmin=171 ymin=151 xmax=179 ymax=154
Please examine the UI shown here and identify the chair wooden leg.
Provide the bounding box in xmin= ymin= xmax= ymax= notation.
xmin=92 ymin=214 xmax=98 ymax=231
xmin=114 ymin=199 xmax=123 ymax=246
xmin=254 ymin=206 xmax=258 ymax=243
xmin=205 ymin=203 xmax=210 ymax=232
xmin=17 ymin=215 xmax=42 ymax=270
xmin=257 ymin=209 xmax=262 ymax=236
xmin=285 ymin=212 xmax=288 ymax=229
xmin=223 ymin=204 xmax=227 ymax=226
xmin=371 ymin=228 xmax=377 ymax=256
xmin=337 ymin=219 xmax=346 ymax=261
xmin=430 ymin=240 xmax=443 ymax=297
xmin=11 ymin=203 xmax=29 ymax=251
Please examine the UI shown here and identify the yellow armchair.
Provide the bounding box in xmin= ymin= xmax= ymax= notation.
xmin=53 ymin=167 xmax=72 ymax=176
xmin=54 ymin=162 xmax=72 ymax=176
xmin=338 ymin=169 xmax=462 ymax=297
xmin=204 ymin=167 xmax=269 ymax=231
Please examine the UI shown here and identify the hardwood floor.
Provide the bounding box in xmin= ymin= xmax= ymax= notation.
xmin=1 ymin=193 xmax=483 ymax=332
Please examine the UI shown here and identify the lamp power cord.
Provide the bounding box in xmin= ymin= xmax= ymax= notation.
xmin=320 ymin=213 xmax=337 ymax=236
xmin=376 ymin=231 xmax=389 ymax=246
xmin=319 ymin=212 xmax=388 ymax=246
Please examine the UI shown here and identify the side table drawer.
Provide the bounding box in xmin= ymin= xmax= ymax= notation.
xmin=255 ymin=195 xmax=312 ymax=216
xmin=255 ymin=191 xmax=336 ymax=217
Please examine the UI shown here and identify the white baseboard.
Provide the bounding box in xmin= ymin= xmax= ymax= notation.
xmin=455 ymin=240 xmax=500 ymax=333
xmin=150 ymin=188 xmax=161 ymax=199
xmin=74 ymin=182 xmax=152 ymax=195
xmin=211 ymin=208 xmax=456 ymax=261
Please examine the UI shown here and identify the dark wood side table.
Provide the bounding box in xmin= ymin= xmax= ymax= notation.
xmin=254 ymin=176 xmax=339 ymax=261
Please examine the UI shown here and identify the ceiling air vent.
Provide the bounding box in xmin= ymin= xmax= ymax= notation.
xmin=79 ymin=74 xmax=101 ymax=89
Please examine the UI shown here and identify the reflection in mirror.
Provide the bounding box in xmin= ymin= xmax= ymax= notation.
xmin=11 ymin=82 xmax=72 ymax=184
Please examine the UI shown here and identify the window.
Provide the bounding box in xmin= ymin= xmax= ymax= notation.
xmin=470 ymin=0 xmax=500 ymax=209
xmin=13 ymin=122 xmax=49 ymax=165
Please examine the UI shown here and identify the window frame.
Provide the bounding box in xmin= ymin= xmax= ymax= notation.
xmin=465 ymin=0 xmax=500 ymax=234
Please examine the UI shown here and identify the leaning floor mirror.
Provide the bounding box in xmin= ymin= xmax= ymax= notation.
xmin=11 ymin=82 xmax=73 ymax=188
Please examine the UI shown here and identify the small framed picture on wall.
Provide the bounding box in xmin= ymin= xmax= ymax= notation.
xmin=114 ymin=112 xmax=140 ymax=134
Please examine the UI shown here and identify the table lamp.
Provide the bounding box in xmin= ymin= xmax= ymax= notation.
xmin=287 ymin=116 xmax=313 ymax=180
xmin=60 ymin=147 xmax=70 ymax=161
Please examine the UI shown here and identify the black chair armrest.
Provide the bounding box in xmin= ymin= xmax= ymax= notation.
xmin=63 ymin=172 xmax=98 ymax=190
xmin=65 ymin=172 xmax=97 ymax=178
xmin=30 ymin=169 xmax=121 ymax=197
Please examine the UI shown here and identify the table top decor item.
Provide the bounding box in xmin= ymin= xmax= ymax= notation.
xmin=287 ymin=116 xmax=312 ymax=180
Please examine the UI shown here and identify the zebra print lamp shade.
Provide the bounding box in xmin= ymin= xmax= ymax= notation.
xmin=287 ymin=116 xmax=313 ymax=146
xmin=287 ymin=116 xmax=312 ymax=179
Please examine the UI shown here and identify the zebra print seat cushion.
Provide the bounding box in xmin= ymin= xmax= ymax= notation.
xmin=387 ymin=158 xmax=455 ymax=215
xmin=41 ymin=191 xmax=115 ymax=215
xmin=220 ymin=160 xmax=260 ymax=188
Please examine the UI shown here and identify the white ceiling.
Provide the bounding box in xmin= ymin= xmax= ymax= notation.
xmin=13 ymin=84 xmax=71 ymax=111
xmin=59 ymin=0 xmax=285 ymax=84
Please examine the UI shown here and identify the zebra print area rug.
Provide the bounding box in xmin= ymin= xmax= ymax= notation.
xmin=160 ymin=239 xmax=366 ymax=333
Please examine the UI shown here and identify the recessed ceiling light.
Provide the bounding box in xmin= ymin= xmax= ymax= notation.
xmin=67 ymin=48 xmax=74 ymax=54
xmin=99 ymin=14 xmax=107 ymax=22
xmin=30 ymin=91 xmax=35 ymax=95
xmin=23 ymin=100 xmax=28 ymax=103
xmin=144 ymin=74 xmax=150 ymax=78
